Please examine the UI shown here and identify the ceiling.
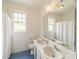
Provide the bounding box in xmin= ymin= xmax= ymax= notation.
xmin=3 ymin=0 xmax=46 ymax=9
xmin=3 ymin=0 xmax=75 ymax=11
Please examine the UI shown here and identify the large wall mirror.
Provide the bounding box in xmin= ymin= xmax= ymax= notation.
xmin=43 ymin=3 xmax=76 ymax=51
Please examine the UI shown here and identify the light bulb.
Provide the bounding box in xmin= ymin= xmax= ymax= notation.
xmin=46 ymin=6 xmax=51 ymax=10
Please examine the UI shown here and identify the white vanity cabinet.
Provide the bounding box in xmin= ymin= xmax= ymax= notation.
xmin=37 ymin=48 xmax=41 ymax=59
xmin=34 ymin=41 xmax=42 ymax=59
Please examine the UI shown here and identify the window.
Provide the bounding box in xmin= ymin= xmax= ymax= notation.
xmin=13 ymin=13 xmax=26 ymax=32
xmin=48 ymin=18 xmax=55 ymax=32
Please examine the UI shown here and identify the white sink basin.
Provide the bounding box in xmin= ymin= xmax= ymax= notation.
xmin=43 ymin=46 xmax=64 ymax=59
xmin=43 ymin=46 xmax=55 ymax=57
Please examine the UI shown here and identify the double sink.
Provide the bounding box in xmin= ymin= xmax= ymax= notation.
xmin=34 ymin=38 xmax=64 ymax=59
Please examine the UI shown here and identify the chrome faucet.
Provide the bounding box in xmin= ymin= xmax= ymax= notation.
xmin=54 ymin=45 xmax=61 ymax=52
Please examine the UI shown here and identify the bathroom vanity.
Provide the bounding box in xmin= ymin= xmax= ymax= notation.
xmin=34 ymin=38 xmax=76 ymax=59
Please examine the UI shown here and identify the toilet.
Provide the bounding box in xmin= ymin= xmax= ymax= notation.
xmin=29 ymin=44 xmax=34 ymax=55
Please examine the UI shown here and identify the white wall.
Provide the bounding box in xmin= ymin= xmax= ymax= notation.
xmin=3 ymin=2 xmax=41 ymax=53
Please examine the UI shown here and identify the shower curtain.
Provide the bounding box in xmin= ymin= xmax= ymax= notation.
xmin=2 ymin=12 xmax=12 ymax=59
xmin=56 ymin=19 xmax=75 ymax=51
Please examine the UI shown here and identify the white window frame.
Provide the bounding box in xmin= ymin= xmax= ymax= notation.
xmin=48 ymin=17 xmax=55 ymax=32
xmin=13 ymin=12 xmax=26 ymax=32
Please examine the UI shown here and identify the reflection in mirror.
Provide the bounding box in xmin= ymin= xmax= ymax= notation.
xmin=43 ymin=13 xmax=56 ymax=39
xmin=43 ymin=5 xmax=76 ymax=51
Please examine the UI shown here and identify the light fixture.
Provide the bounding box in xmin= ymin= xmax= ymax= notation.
xmin=46 ymin=0 xmax=64 ymax=11
xmin=58 ymin=0 xmax=64 ymax=8
xmin=59 ymin=4 xmax=64 ymax=8
xmin=56 ymin=2 xmax=64 ymax=8
xmin=46 ymin=6 xmax=51 ymax=10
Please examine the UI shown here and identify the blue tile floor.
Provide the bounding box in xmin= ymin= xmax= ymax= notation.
xmin=9 ymin=50 xmax=34 ymax=59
